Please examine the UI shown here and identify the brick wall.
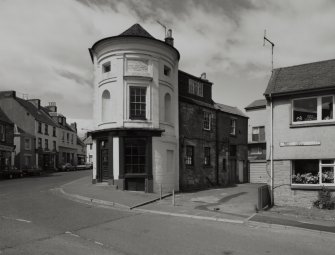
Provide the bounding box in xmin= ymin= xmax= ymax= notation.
xmin=270 ymin=160 xmax=333 ymax=208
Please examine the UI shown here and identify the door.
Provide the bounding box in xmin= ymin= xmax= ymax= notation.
xmin=100 ymin=148 xmax=109 ymax=181
xmin=229 ymin=159 xmax=236 ymax=185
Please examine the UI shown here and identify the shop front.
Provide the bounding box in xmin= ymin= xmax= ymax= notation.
xmin=0 ymin=144 xmax=14 ymax=170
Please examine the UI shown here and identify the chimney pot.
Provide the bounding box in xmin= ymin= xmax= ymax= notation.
xmin=165 ymin=29 xmax=174 ymax=46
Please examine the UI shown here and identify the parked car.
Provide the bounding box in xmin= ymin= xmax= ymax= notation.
xmin=0 ymin=167 xmax=23 ymax=179
xmin=86 ymin=162 xmax=93 ymax=170
xmin=75 ymin=164 xmax=87 ymax=171
xmin=60 ymin=163 xmax=75 ymax=172
xmin=23 ymin=166 xmax=42 ymax=176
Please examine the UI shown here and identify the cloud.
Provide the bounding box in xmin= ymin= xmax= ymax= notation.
xmin=1 ymin=0 xmax=335 ymax=132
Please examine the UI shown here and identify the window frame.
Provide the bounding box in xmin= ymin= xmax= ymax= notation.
xmin=45 ymin=124 xmax=48 ymax=135
xmin=188 ymin=79 xmax=203 ymax=97
xmin=185 ymin=145 xmax=194 ymax=166
xmin=129 ymin=86 xmax=147 ymax=120
xmin=250 ymin=146 xmax=262 ymax=155
xmin=53 ymin=127 xmax=56 ymax=137
xmin=291 ymin=159 xmax=335 ymax=187
xmin=24 ymin=138 xmax=31 ymax=150
xmin=252 ymin=126 xmax=265 ymax=142
xmin=204 ymin=147 xmax=211 ymax=166
xmin=203 ymin=111 xmax=213 ymax=131
xmin=124 ymin=138 xmax=147 ymax=174
xmin=292 ymin=95 xmax=334 ymax=124
xmin=45 ymin=139 xmax=48 ymax=150
xmin=38 ymin=122 xmax=42 ymax=134
xmin=102 ymin=61 xmax=111 ymax=73
xmin=230 ymin=118 xmax=236 ymax=135
xmin=0 ymin=124 xmax=5 ymax=142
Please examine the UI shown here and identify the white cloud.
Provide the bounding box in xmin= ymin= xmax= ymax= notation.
xmin=1 ymin=0 xmax=335 ymax=118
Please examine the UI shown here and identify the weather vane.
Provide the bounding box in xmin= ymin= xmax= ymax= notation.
xmin=263 ymin=29 xmax=275 ymax=71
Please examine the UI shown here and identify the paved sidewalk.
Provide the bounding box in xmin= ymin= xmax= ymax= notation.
xmin=57 ymin=175 xmax=335 ymax=234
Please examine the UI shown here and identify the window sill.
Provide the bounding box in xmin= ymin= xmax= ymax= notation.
xmin=291 ymin=184 xmax=335 ymax=190
xmin=290 ymin=121 xmax=335 ymax=128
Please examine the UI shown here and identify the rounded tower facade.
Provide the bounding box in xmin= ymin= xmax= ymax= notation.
xmin=89 ymin=24 xmax=180 ymax=193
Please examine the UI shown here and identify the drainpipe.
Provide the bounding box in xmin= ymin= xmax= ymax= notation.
xmin=215 ymin=110 xmax=219 ymax=185
xmin=270 ymin=93 xmax=274 ymax=206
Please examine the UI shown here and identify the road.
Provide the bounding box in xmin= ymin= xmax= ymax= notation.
xmin=0 ymin=171 xmax=334 ymax=255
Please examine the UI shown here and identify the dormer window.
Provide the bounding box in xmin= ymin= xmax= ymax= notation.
xmin=102 ymin=62 xmax=111 ymax=73
xmin=188 ymin=79 xmax=203 ymax=97
xmin=164 ymin=65 xmax=171 ymax=76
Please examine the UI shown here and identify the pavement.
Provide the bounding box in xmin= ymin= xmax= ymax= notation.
xmin=58 ymin=175 xmax=335 ymax=234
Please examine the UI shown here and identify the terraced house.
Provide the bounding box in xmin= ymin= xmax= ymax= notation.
xmin=0 ymin=91 xmax=80 ymax=171
xmin=264 ymin=59 xmax=335 ymax=208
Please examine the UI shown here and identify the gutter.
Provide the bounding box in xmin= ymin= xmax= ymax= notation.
xmin=269 ymin=93 xmax=274 ymax=206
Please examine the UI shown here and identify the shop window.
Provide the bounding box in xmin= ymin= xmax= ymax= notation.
xmin=204 ymin=147 xmax=210 ymax=166
xmin=24 ymin=138 xmax=31 ymax=150
xmin=164 ymin=93 xmax=171 ymax=123
xmin=292 ymin=160 xmax=335 ymax=185
xmin=164 ymin=65 xmax=171 ymax=76
xmin=129 ymin=87 xmax=146 ymax=120
xmin=203 ymin=111 xmax=212 ymax=130
xmin=0 ymin=124 xmax=5 ymax=141
xmin=125 ymin=138 xmax=146 ymax=174
xmin=188 ymin=79 xmax=203 ymax=97
xmin=252 ymin=126 xmax=265 ymax=142
xmin=185 ymin=145 xmax=194 ymax=166
xmin=102 ymin=62 xmax=111 ymax=73
xmin=230 ymin=119 xmax=236 ymax=135
xmin=293 ymin=96 xmax=334 ymax=123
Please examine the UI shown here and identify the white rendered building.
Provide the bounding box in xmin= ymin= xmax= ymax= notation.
xmin=89 ymin=24 xmax=180 ymax=193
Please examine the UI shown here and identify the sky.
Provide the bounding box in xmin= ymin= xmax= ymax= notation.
xmin=1 ymin=0 xmax=335 ymax=135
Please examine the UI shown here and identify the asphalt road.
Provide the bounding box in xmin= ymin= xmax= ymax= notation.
xmin=1 ymin=171 xmax=335 ymax=255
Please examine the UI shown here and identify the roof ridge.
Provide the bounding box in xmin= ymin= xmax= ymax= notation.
xmin=119 ymin=23 xmax=154 ymax=38
xmin=273 ymin=58 xmax=335 ymax=71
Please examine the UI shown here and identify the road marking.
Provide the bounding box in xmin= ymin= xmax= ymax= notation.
xmin=1 ymin=216 xmax=31 ymax=223
xmin=94 ymin=241 xmax=104 ymax=246
xmin=65 ymin=231 xmax=80 ymax=237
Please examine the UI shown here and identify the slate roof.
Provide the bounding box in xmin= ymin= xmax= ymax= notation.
xmin=264 ymin=59 xmax=335 ymax=96
xmin=0 ymin=107 xmax=13 ymax=125
xmin=15 ymin=97 xmax=57 ymax=126
xmin=245 ymin=99 xmax=267 ymax=110
xmin=214 ymin=103 xmax=248 ymax=118
xmin=119 ymin=23 xmax=154 ymax=38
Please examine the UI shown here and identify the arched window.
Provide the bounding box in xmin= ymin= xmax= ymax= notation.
xmin=102 ymin=90 xmax=111 ymax=122
xmin=164 ymin=93 xmax=171 ymax=123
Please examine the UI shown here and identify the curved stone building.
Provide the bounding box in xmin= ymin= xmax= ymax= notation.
xmin=89 ymin=24 xmax=180 ymax=193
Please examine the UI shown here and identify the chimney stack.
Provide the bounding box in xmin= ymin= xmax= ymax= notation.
xmin=71 ymin=122 xmax=77 ymax=133
xmin=200 ymin=72 xmax=207 ymax=80
xmin=165 ymin=29 xmax=174 ymax=46
xmin=45 ymin=102 xmax=57 ymax=113
xmin=27 ymin=99 xmax=41 ymax=109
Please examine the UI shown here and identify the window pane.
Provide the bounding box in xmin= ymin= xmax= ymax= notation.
xmin=293 ymin=98 xmax=317 ymax=122
xmin=321 ymin=159 xmax=334 ymax=164
xmin=292 ymin=160 xmax=319 ymax=184
xmin=322 ymin=167 xmax=334 ymax=184
xmin=322 ymin=96 xmax=333 ymax=120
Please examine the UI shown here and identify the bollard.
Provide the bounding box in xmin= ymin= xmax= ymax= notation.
xmin=172 ymin=189 xmax=175 ymax=206
xmin=160 ymin=184 xmax=162 ymax=200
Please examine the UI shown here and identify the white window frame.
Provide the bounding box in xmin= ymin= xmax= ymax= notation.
xmin=292 ymin=95 xmax=334 ymax=124
xmin=188 ymin=79 xmax=203 ymax=97
xmin=203 ymin=111 xmax=212 ymax=130
xmin=230 ymin=118 xmax=236 ymax=135
xmin=250 ymin=146 xmax=262 ymax=155
xmin=291 ymin=159 xmax=335 ymax=186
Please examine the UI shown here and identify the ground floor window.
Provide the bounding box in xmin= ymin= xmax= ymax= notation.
xmin=125 ymin=138 xmax=146 ymax=174
xmin=292 ymin=160 xmax=334 ymax=185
